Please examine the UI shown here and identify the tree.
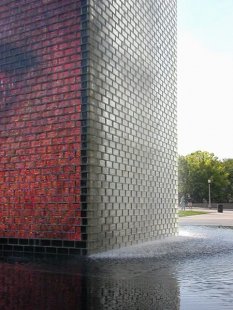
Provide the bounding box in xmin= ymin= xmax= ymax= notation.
xmin=222 ymin=159 xmax=233 ymax=202
xmin=178 ymin=151 xmax=229 ymax=202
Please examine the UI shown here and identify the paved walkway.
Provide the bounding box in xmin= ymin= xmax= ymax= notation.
xmin=179 ymin=208 xmax=233 ymax=226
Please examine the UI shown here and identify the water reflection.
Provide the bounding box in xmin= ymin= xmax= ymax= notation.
xmin=85 ymin=260 xmax=180 ymax=310
xmin=178 ymin=252 xmax=233 ymax=310
xmin=0 ymin=260 xmax=84 ymax=310
xmin=1 ymin=226 xmax=233 ymax=309
xmin=0 ymin=257 xmax=179 ymax=310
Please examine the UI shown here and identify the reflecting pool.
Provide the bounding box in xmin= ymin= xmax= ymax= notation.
xmin=0 ymin=226 xmax=233 ymax=309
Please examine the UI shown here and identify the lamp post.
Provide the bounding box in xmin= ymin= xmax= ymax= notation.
xmin=208 ymin=179 xmax=211 ymax=209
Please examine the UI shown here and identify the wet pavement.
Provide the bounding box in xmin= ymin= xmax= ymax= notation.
xmin=179 ymin=208 xmax=233 ymax=226
xmin=1 ymin=225 xmax=233 ymax=309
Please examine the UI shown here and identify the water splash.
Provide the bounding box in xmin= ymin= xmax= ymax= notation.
xmin=90 ymin=226 xmax=233 ymax=260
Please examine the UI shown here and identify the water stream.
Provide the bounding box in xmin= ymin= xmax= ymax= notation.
xmin=0 ymin=226 xmax=233 ymax=309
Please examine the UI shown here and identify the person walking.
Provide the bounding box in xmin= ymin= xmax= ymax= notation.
xmin=180 ymin=195 xmax=186 ymax=210
xmin=187 ymin=196 xmax=193 ymax=209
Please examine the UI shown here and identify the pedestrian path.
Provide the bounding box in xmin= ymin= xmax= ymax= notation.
xmin=179 ymin=208 xmax=233 ymax=226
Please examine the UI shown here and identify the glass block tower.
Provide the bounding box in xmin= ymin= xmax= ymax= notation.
xmin=0 ymin=0 xmax=177 ymax=256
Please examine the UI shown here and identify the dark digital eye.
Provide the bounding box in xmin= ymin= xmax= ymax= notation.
xmin=0 ymin=42 xmax=38 ymax=74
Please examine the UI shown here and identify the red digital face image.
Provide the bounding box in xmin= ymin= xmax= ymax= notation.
xmin=0 ymin=0 xmax=83 ymax=240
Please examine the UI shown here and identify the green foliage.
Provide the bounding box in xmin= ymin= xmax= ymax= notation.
xmin=222 ymin=159 xmax=233 ymax=202
xmin=178 ymin=210 xmax=208 ymax=217
xmin=178 ymin=151 xmax=230 ymax=202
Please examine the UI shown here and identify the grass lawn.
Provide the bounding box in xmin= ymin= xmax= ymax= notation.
xmin=178 ymin=210 xmax=208 ymax=217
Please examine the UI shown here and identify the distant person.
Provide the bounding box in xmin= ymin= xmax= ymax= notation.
xmin=180 ymin=195 xmax=186 ymax=210
xmin=187 ymin=197 xmax=192 ymax=209
xmin=202 ymin=198 xmax=208 ymax=207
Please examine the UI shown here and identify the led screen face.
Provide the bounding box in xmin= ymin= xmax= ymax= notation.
xmin=0 ymin=0 xmax=82 ymax=240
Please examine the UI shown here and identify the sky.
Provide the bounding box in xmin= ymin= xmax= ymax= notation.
xmin=177 ymin=0 xmax=233 ymax=160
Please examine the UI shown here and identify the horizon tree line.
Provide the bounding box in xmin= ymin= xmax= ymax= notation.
xmin=178 ymin=151 xmax=233 ymax=203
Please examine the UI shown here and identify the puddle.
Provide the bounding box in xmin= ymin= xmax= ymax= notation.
xmin=0 ymin=226 xmax=233 ymax=309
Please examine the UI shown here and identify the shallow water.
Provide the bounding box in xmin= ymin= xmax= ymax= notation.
xmin=1 ymin=226 xmax=233 ymax=309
